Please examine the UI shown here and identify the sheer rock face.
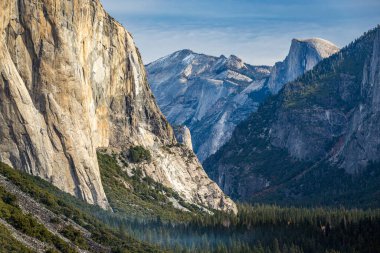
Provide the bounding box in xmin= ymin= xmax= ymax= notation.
xmin=268 ymin=38 xmax=339 ymax=94
xmin=173 ymin=126 xmax=193 ymax=151
xmin=334 ymin=27 xmax=380 ymax=172
xmin=0 ymin=0 xmax=236 ymax=213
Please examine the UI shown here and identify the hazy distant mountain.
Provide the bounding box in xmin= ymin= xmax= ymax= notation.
xmin=204 ymin=26 xmax=380 ymax=207
xmin=147 ymin=38 xmax=338 ymax=161
xmin=147 ymin=50 xmax=272 ymax=161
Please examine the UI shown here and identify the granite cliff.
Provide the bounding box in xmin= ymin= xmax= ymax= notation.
xmin=0 ymin=0 xmax=236 ymax=213
xmin=268 ymin=38 xmax=339 ymax=94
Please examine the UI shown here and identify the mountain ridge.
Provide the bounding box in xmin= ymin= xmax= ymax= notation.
xmin=204 ymin=26 xmax=380 ymax=205
xmin=147 ymin=38 xmax=338 ymax=162
xmin=147 ymin=50 xmax=272 ymax=161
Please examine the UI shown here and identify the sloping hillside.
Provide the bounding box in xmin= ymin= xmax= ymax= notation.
xmin=0 ymin=161 xmax=165 ymax=253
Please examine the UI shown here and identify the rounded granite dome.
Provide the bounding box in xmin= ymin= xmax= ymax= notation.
xmin=292 ymin=38 xmax=340 ymax=58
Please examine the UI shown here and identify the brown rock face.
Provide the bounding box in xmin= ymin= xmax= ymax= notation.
xmin=0 ymin=0 xmax=236 ymax=213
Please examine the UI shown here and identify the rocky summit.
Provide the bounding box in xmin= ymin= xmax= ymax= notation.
xmin=0 ymin=0 xmax=236 ymax=213
xmin=147 ymin=39 xmax=338 ymax=162
xmin=268 ymin=38 xmax=339 ymax=94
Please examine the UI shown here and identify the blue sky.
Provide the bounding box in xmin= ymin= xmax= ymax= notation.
xmin=101 ymin=0 xmax=380 ymax=65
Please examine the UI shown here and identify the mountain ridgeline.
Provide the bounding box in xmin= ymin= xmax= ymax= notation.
xmin=147 ymin=39 xmax=338 ymax=162
xmin=0 ymin=0 xmax=236 ymax=213
xmin=147 ymin=51 xmax=272 ymax=162
xmin=204 ymin=26 xmax=380 ymax=207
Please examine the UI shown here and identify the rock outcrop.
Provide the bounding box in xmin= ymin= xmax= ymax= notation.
xmin=204 ymin=26 xmax=380 ymax=205
xmin=268 ymin=38 xmax=339 ymax=94
xmin=0 ymin=0 xmax=236 ymax=213
xmin=173 ymin=126 xmax=193 ymax=150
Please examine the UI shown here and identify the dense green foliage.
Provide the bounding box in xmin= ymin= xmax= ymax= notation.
xmin=0 ymin=162 xmax=164 ymax=253
xmin=251 ymin=161 xmax=380 ymax=207
xmin=0 ymin=185 xmax=77 ymax=253
xmin=128 ymin=146 xmax=152 ymax=163
xmin=1 ymin=160 xmax=380 ymax=252
xmin=113 ymin=204 xmax=380 ymax=253
xmin=0 ymin=223 xmax=36 ymax=253
xmin=60 ymin=225 xmax=89 ymax=250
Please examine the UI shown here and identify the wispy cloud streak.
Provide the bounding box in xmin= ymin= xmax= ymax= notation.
xmin=101 ymin=0 xmax=380 ymax=65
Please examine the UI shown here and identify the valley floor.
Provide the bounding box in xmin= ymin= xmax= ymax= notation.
xmin=0 ymin=159 xmax=379 ymax=253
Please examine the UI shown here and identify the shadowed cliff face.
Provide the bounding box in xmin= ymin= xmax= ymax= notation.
xmin=0 ymin=0 xmax=237 ymax=213
xmin=205 ymin=27 xmax=380 ymax=204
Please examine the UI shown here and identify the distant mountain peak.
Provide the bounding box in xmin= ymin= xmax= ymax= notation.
xmin=226 ymin=55 xmax=246 ymax=69
xmin=165 ymin=49 xmax=196 ymax=62
xmin=291 ymin=38 xmax=339 ymax=58
xmin=268 ymin=37 xmax=339 ymax=94
xmin=293 ymin=37 xmax=335 ymax=44
xmin=227 ymin=54 xmax=241 ymax=60
xmin=146 ymin=50 xmax=272 ymax=161
xmin=174 ymin=49 xmax=195 ymax=56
